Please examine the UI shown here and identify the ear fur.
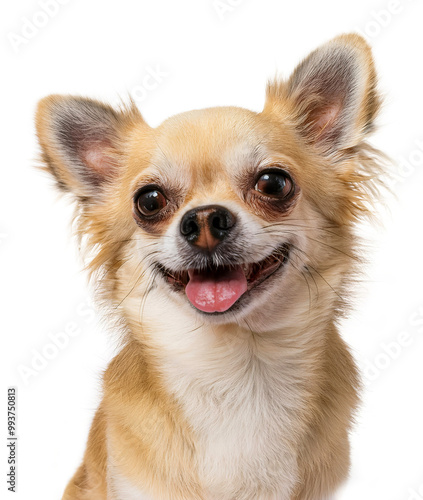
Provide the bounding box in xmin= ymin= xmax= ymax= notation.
xmin=265 ymin=34 xmax=381 ymax=155
xmin=35 ymin=95 xmax=144 ymax=199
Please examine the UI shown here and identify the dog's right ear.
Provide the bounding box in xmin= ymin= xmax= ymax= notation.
xmin=35 ymin=95 xmax=145 ymax=200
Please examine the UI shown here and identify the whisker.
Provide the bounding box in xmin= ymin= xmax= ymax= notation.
xmin=139 ymin=267 xmax=160 ymax=330
xmin=257 ymin=227 xmax=358 ymax=262
xmin=290 ymin=245 xmax=342 ymax=300
xmin=260 ymin=221 xmax=343 ymax=236
xmin=114 ymin=250 xmax=162 ymax=308
xmin=288 ymin=258 xmax=313 ymax=314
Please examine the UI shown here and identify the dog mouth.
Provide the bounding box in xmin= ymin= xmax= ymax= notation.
xmin=157 ymin=244 xmax=290 ymax=314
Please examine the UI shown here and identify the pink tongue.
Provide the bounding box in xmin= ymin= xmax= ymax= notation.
xmin=185 ymin=266 xmax=248 ymax=313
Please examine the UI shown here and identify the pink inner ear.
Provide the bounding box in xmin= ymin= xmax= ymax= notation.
xmin=312 ymin=101 xmax=342 ymax=138
xmin=82 ymin=143 xmax=116 ymax=179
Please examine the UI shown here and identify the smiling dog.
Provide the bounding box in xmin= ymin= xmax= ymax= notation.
xmin=36 ymin=34 xmax=384 ymax=500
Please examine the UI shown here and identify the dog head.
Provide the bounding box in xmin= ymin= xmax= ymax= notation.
xmin=36 ymin=34 xmax=383 ymax=334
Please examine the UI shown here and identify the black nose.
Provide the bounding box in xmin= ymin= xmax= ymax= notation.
xmin=180 ymin=205 xmax=236 ymax=251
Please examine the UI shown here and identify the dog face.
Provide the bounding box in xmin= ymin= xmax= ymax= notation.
xmin=36 ymin=34 xmax=381 ymax=333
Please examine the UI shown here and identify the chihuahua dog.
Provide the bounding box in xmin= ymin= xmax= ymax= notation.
xmin=36 ymin=34 xmax=383 ymax=500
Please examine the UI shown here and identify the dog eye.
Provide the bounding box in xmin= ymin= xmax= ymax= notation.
xmin=134 ymin=188 xmax=167 ymax=217
xmin=254 ymin=170 xmax=293 ymax=198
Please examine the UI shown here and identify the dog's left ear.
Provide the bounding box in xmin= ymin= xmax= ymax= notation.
xmin=265 ymin=34 xmax=380 ymax=155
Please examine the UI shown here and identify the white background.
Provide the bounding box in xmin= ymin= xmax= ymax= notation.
xmin=2 ymin=1 xmax=423 ymax=499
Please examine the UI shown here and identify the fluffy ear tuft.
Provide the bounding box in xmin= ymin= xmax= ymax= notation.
xmin=35 ymin=95 xmax=144 ymax=199
xmin=265 ymin=34 xmax=381 ymax=154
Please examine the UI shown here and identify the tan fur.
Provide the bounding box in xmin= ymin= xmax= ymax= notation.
xmin=36 ymin=34 xmax=385 ymax=499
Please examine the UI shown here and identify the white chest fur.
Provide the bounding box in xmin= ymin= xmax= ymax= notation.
xmin=121 ymin=286 xmax=315 ymax=499
xmin=109 ymin=350 xmax=301 ymax=499
xmin=154 ymin=320 xmax=307 ymax=500
xmin=173 ymin=362 xmax=300 ymax=499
